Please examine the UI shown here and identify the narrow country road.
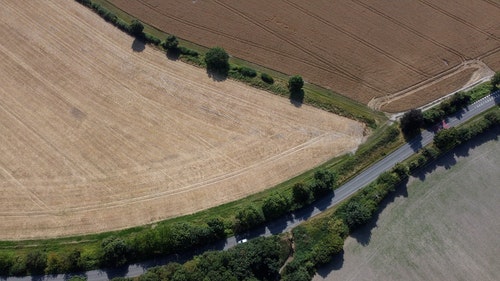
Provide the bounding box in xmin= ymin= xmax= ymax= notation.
xmin=2 ymin=91 xmax=498 ymax=281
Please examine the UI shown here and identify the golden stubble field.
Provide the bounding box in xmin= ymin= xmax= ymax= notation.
xmin=0 ymin=1 xmax=364 ymax=239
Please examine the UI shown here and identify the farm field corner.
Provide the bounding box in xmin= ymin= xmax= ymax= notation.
xmin=314 ymin=130 xmax=500 ymax=281
xmin=107 ymin=0 xmax=500 ymax=112
xmin=0 ymin=0 xmax=364 ymax=239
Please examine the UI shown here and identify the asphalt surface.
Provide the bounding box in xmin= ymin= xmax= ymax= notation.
xmin=2 ymin=91 xmax=498 ymax=281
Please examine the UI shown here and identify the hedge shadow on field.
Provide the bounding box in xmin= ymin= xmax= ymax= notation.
xmin=316 ymin=250 xmax=344 ymax=278
xmin=165 ymin=48 xmax=180 ymax=60
xmin=131 ymin=38 xmax=145 ymax=52
xmin=350 ymin=177 xmax=409 ymax=246
xmin=206 ymin=69 xmax=228 ymax=82
xmin=416 ymin=126 xmax=499 ymax=181
xmin=289 ymin=89 xmax=304 ymax=107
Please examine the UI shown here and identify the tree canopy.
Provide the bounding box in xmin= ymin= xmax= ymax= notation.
xmin=129 ymin=20 xmax=144 ymax=37
xmin=400 ymin=108 xmax=424 ymax=137
xmin=492 ymin=71 xmax=500 ymax=90
xmin=204 ymin=47 xmax=230 ymax=77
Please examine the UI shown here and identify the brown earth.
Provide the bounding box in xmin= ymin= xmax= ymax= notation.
xmin=107 ymin=0 xmax=500 ymax=112
xmin=0 ymin=1 xmax=364 ymax=240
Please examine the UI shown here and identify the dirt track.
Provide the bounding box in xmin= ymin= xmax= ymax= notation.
xmin=109 ymin=0 xmax=500 ymax=111
xmin=0 ymin=1 xmax=364 ymax=240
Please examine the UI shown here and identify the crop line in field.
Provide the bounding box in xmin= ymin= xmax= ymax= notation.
xmin=352 ymin=0 xmax=468 ymax=62
xmin=480 ymin=0 xmax=500 ymax=9
xmin=417 ymin=0 xmax=500 ymax=41
xmin=212 ymin=0 xmax=386 ymax=94
xmin=0 ymin=133 xmax=342 ymax=216
xmin=282 ymin=0 xmax=427 ymax=77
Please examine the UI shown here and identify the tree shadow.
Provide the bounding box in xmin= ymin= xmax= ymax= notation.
xmin=104 ymin=265 xmax=129 ymax=280
xmin=316 ymin=250 xmax=344 ymax=277
xmin=289 ymin=89 xmax=304 ymax=107
xmin=266 ymin=213 xmax=292 ymax=235
xmin=131 ymin=38 xmax=145 ymax=52
xmin=408 ymin=132 xmax=423 ymax=152
xmin=416 ymin=127 xmax=498 ymax=181
xmin=166 ymin=48 xmax=180 ymax=60
xmin=206 ymin=69 xmax=228 ymax=82
xmin=350 ymin=178 xmax=409 ymax=246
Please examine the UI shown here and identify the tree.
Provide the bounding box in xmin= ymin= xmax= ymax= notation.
xmin=400 ymin=108 xmax=424 ymax=137
xmin=311 ymin=169 xmax=336 ymax=198
xmin=262 ymin=193 xmax=290 ymax=219
xmin=25 ymin=250 xmax=47 ymax=275
xmin=288 ymin=75 xmax=304 ymax=92
xmin=101 ymin=237 xmax=128 ymax=267
xmin=163 ymin=35 xmax=179 ymax=50
xmin=129 ymin=19 xmax=144 ymax=37
xmin=491 ymin=71 xmax=500 ymax=90
xmin=338 ymin=200 xmax=372 ymax=230
xmin=234 ymin=205 xmax=264 ymax=233
xmin=433 ymin=127 xmax=460 ymax=151
xmin=292 ymin=182 xmax=311 ymax=204
xmin=204 ymin=47 xmax=230 ymax=77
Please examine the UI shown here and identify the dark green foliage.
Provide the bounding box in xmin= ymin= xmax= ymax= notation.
xmin=491 ymin=71 xmax=500 ymax=89
xmin=311 ymin=169 xmax=336 ymax=198
xmin=101 ymin=237 xmax=128 ymax=267
xmin=434 ymin=127 xmax=460 ymax=151
xmin=8 ymin=256 xmax=26 ymax=276
xmin=25 ymin=250 xmax=47 ymax=275
xmin=129 ymin=20 xmax=144 ymax=37
xmin=178 ymin=46 xmax=198 ymax=57
xmin=163 ymin=35 xmax=179 ymax=50
xmin=234 ymin=205 xmax=265 ymax=233
xmin=337 ymin=200 xmax=372 ymax=230
xmin=288 ymin=75 xmax=304 ymax=92
xmin=262 ymin=193 xmax=290 ymax=219
xmin=144 ymin=33 xmax=161 ymax=45
xmin=141 ymin=236 xmax=289 ymax=281
xmin=292 ymin=182 xmax=312 ymax=205
xmin=207 ymin=217 xmax=226 ymax=240
xmin=260 ymin=73 xmax=274 ymax=84
xmin=238 ymin=66 xmax=257 ymax=77
xmin=392 ymin=162 xmax=409 ymax=179
xmin=400 ymin=108 xmax=424 ymax=137
xmin=423 ymin=107 xmax=445 ymax=126
xmin=204 ymin=47 xmax=230 ymax=76
xmin=484 ymin=110 xmax=500 ymax=125
xmin=0 ymin=252 xmax=14 ymax=275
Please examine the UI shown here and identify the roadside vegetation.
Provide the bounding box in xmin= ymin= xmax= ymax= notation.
xmin=0 ymin=0 xmax=497 ymax=279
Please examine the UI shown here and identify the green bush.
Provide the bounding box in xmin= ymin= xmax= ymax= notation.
xmin=261 ymin=73 xmax=274 ymax=84
xmin=238 ymin=66 xmax=257 ymax=78
xmin=178 ymin=46 xmax=198 ymax=57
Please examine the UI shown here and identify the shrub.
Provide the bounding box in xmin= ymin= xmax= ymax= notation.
xmin=129 ymin=20 xmax=144 ymax=37
xmin=288 ymin=75 xmax=304 ymax=92
xmin=163 ymin=35 xmax=179 ymax=50
xmin=144 ymin=33 xmax=161 ymax=45
xmin=204 ymin=47 xmax=230 ymax=76
xmin=238 ymin=66 xmax=257 ymax=78
xmin=178 ymin=46 xmax=198 ymax=57
xmin=262 ymin=193 xmax=290 ymax=220
xmin=261 ymin=73 xmax=274 ymax=84
xmin=292 ymin=182 xmax=312 ymax=205
xmin=234 ymin=205 xmax=265 ymax=233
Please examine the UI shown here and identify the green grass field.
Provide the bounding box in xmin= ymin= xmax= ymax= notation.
xmin=314 ymin=129 xmax=500 ymax=281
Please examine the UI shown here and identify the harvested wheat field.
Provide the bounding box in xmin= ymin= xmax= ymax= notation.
xmin=0 ymin=1 xmax=365 ymax=240
xmin=108 ymin=0 xmax=500 ymax=111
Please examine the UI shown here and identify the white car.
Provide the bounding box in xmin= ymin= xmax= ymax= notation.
xmin=237 ymin=238 xmax=248 ymax=244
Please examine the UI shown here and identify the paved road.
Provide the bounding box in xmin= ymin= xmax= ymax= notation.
xmin=2 ymin=91 xmax=498 ymax=281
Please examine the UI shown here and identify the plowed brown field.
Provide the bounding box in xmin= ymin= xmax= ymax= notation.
xmin=0 ymin=1 xmax=364 ymax=239
xmin=108 ymin=0 xmax=500 ymax=111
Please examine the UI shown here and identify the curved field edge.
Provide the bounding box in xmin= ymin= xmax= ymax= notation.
xmin=84 ymin=0 xmax=385 ymax=128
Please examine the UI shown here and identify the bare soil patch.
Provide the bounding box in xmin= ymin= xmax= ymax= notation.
xmin=108 ymin=0 xmax=500 ymax=111
xmin=314 ymin=132 xmax=500 ymax=281
xmin=0 ymin=1 xmax=364 ymax=239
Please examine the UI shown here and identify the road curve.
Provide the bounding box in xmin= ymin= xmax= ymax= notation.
xmin=2 ymin=91 xmax=498 ymax=281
